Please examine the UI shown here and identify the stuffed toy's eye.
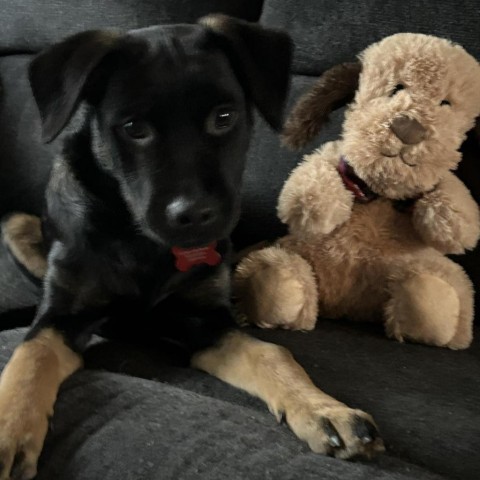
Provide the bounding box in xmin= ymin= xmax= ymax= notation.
xmin=122 ymin=119 xmax=153 ymax=141
xmin=440 ymin=99 xmax=451 ymax=106
xmin=205 ymin=105 xmax=238 ymax=136
xmin=390 ymin=84 xmax=405 ymax=96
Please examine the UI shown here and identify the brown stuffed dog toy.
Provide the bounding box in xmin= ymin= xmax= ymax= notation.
xmin=235 ymin=33 xmax=480 ymax=349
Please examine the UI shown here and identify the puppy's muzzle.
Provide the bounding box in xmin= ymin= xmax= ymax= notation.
xmin=166 ymin=197 xmax=219 ymax=230
xmin=390 ymin=114 xmax=427 ymax=145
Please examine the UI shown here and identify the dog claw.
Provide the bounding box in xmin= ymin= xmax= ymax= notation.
xmin=328 ymin=435 xmax=343 ymax=448
xmin=322 ymin=418 xmax=344 ymax=448
xmin=276 ymin=411 xmax=286 ymax=424
xmin=286 ymin=403 xmax=384 ymax=459
xmin=353 ymin=415 xmax=378 ymax=444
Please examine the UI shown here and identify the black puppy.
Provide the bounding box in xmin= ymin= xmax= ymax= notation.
xmin=0 ymin=15 xmax=383 ymax=479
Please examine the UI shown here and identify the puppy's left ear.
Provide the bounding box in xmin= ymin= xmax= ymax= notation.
xmin=29 ymin=30 xmax=122 ymax=143
xmin=200 ymin=14 xmax=293 ymax=131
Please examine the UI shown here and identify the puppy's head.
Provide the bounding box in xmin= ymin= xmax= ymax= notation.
xmin=29 ymin=16 xmax=292 ymax=247
xmin=342 ymin=33 xmax=480 ymax=198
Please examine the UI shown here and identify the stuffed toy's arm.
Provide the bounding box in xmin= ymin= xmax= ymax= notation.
xmin=412 ymin=172 xmax=480 ymax=254
xmin=277 ymin=143 xmax=354 ymax=240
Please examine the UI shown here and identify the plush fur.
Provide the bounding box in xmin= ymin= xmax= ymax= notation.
xmin=235 ymin=34 xmax=480 ymax=349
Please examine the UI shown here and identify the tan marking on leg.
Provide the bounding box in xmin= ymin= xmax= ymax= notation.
xmin=2 ymin=213 xmax=47 ymax=279
xmin=192 ymin=331 xmax=384 ymax=459
xmin=0 ymin=328 xmax=82 ymax=480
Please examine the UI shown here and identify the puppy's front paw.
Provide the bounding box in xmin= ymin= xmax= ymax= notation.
xmin=0 ymin=402 xmax=49 ymax=480
xmin=285 ymin=402 xmax=384 ymax=459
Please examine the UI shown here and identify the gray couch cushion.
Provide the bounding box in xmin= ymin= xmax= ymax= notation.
xmin=0 ymin=328 xmax=462 ymax=480
xmin=261 ymin=0 xmax=480 ymax=75
xmin=0 ymin=55 xmax=52 ymax=218
xmin=0 ymin=0 xmax=263 ymax=53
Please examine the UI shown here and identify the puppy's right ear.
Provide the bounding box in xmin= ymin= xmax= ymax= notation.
xmin=29 ymin=30 xmax=121 ymax=143
xmin=282 ymin=62 xmax=361 ymax=150
xmin=200 ymin=14 xmax=292 ymax=131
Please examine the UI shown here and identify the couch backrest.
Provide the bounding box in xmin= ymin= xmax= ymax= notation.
xmin=260 ymin=0 xmax=480 ymax=76
xmin=0 ymin=0 xmax=263 ymax=53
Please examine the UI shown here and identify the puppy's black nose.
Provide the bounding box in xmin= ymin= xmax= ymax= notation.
xmin=390 ymin=115 xmax=427 ymax=145
xmin=166 ymin=198 xmax=218 ymax=229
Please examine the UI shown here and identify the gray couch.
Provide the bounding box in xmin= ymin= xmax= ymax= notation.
xmin=0 ymin=1 xmax=479 ymax=479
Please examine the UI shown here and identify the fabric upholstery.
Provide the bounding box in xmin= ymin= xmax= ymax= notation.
xmin=0 ymin=0 xmax=263 ymax=53
xmin=260 ymin=0 xmax=480 ymax=75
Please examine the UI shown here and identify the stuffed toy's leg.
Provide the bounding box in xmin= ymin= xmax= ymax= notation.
xmin=234 ymin=246 xmax=319 ymax=330
xmin=384 ymin=253 xmax=473 ymax=350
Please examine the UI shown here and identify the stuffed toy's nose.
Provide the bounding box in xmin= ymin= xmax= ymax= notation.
xmin=390 ymin=114 xmax=427 ymax=145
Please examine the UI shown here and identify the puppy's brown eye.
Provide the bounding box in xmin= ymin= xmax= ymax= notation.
xmin=122 ymin=120 xmax=153 ymax=140
xmin=205 ymin=105 xmax=238 ymax=136
xmin=390 ymin=84 xmax=405 ymax=96
xmin=440 ymin=99 xmax=451 ymax=106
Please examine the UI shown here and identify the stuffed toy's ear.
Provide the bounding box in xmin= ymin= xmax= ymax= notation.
xmin=282 ymin=62 xmax=361 ymax=149
xmin=29 ymin=30 xmax=122 ymax=143
xmin=199 ymin=14 xmax=293 ymax=131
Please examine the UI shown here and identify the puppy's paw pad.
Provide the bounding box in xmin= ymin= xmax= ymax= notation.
xmin=0 ymin=416 xmax=47 ymax=480
xmin=11 ymin=450 xmax=38 ymax=480
xmin=287 ymin=404 xmax=384 ymax=459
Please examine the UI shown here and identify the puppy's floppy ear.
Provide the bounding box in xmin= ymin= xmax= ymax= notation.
xmin=282 ymin=62 xmax=361 ymax=150
xmin=29 ymin=30 xmax=121 ymax=143
xmin=199 ymin=14 xmax=293 ymax=131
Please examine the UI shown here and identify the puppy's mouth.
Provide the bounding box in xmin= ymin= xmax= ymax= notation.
xmin=153 ymin=229 xmax=225 ymax=250
xmin=171 ymin=216 xmax=238 ymax=249
xmin=171 ymin=233 xmax=221 ymax=249
xmin=145 ymin=220 xmax=235 ymax=250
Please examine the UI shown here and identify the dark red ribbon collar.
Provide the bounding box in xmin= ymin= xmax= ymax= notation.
xmin=336 ymin=156 xmax=378 ymax=203
xmin=336 ymin=156 xmax=421 ymax=212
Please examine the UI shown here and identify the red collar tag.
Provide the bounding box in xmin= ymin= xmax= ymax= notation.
xmin=171 ymin=242 xmax=221 ymax=272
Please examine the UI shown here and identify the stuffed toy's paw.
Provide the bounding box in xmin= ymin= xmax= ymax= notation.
xmin=385 ymin=272 xmax=473 ymax=350
xmin=234 ymin=246 xmax=318 ymax=330
xmin=413 ymin=173 xmax=480 ymax=254
xmin=278 ymin=148 xmax=354 ymax=240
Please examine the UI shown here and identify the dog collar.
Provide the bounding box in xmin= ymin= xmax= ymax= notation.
xmin=337 ymin=156 xmax=424 ymax=212
xmin=171 ymin=241 xmax=221 ymax=272
xmin=337 ymin=156 xmax=378 ymax=203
